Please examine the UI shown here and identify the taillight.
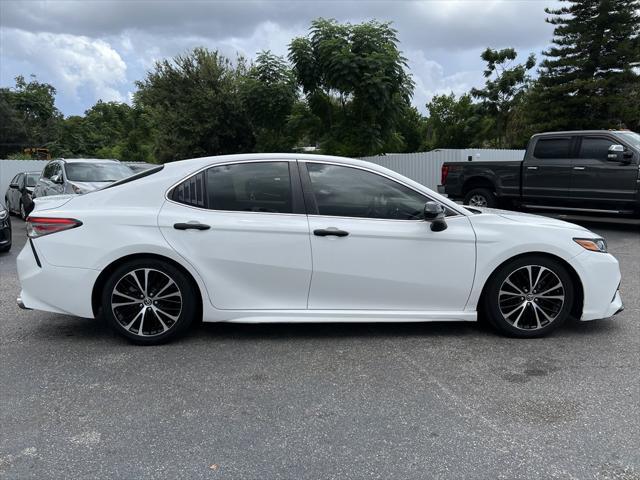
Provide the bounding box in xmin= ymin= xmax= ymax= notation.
xmin=26 ymin=217 xmax=82 ymax=238
xmin=441 ymin=165 xmax=450 ymax=185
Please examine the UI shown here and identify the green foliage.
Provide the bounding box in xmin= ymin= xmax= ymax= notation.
xmin=135 ymin=48 xmax=255 ymax=163
xmin=471 ymin=48 xmax=536 ymax=147
xmin=240 ymin=51 xmax=299 ymax=152
xmin=0 ymin=75 xmax=61 ymax=157
xmin=288 ymin=18 xmax=415 ymax=156
xmin=532 ymin=0 xmax=640 ymax=131
xmin=423 ymin=93 xmax=487 ymax=149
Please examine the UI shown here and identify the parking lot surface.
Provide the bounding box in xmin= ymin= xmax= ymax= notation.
xmin=1 ymin=216 xmax=639 ymax=479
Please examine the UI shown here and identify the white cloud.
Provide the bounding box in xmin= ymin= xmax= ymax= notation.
xmin=406 ymin=50 xmax=484 ymax=113
xmin=1 ymin=28 xmax=127 ymax=105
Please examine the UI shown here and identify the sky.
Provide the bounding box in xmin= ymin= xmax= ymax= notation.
xmin=0 ymin=0 xmax=561 ymax=117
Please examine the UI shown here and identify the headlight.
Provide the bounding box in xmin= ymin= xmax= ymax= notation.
xmin=0 ymin=209 xmax=7 ymax=220
xmin=574 ymin=237 xmax=607 ymax=253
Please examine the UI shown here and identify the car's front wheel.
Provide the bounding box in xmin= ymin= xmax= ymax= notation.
xmin=101 ymin=259 xmax=197 ymax=345
xmin=483 ymin=255 xmax=575 ymax=338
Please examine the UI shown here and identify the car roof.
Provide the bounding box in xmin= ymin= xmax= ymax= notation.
xmin=54 ymin=158 xmax=121 ymax=164
xmin=162 ymin=153 xmax=383 ymax=173
xmin=531 ymin=130 xmax=629 ymax=137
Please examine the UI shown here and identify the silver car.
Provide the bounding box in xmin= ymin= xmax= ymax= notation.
xmin=33 ymin=159 xmax=134 ymax=198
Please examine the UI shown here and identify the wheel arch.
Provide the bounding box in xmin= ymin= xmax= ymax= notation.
xmin=462 ymin=176 xmax=496 ymax=195
xmin=478 ymin=251 xmax=584 ymax=320
xmin=91 ymin=253 xmax=204 ymax=321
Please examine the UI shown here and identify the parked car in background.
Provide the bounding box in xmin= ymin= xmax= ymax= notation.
xmin=440 ymin=130 xmax=640 ymax=217
xmin=32 ymin=159 xmax=133 ymax=198
xmin=17 ymin=154 xmax=622 ymax=345
xmin=0 ymin=202 xmax=11 ymax=252
xmin=5 ymin=171 xmax=41 ymax=219
xmin=124 ymin=162 xmax=157 ymax=173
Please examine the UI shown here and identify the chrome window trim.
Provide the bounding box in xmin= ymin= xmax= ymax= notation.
xmin=165 ymin=157 xmax=468 ymax=218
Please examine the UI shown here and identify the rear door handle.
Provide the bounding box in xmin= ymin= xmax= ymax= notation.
xmin=526 ymin=166 xmax=538 ymax=170
xmin=173 ymin=222 xmax=210 ymax=231
xmin=314 ymin=228 xmax=349 ymax=237
xmin=573 ymin=166 xmax=586 ymax=170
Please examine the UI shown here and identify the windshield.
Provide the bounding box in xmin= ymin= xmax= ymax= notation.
xmin=26 ymin=173 xmax=40 ymax=187
xmin=613 ymin=131 xmax=640 ymax=149
xmin=64 ymin=163 xmax=133 ymax=182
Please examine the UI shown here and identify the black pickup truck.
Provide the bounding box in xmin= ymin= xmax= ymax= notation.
xmin=440 ymin=130 xmax=640 ymax=217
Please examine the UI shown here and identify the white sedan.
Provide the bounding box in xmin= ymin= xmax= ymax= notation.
xmin=17 ymin=154 xmax=623 ymax=344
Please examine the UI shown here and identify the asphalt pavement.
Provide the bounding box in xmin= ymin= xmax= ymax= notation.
xmin=1 ymin=216 xmax=638 ymax=479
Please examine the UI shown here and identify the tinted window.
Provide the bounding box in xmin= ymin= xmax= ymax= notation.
xmin=207 ymin=162 xmax=291 ymax=213
xmin=579 ymin=137 xmax=616 ymax=161
xmin=170 ymin=162 xmax=292 ymax=213
xmin=64 ymin=163 xmax=133 ymax=182
xmin=26 ymin=173 xmax=40 ymax=187
xmin=171 ymin=171 xmax=206 ymax=208
xmin=306 ymin=163 xmax=427 ymax=220
xmin=533 ymin=138 xmax=571 ymax=159
xmin=42 ymin=163 xmax=55 ymax=179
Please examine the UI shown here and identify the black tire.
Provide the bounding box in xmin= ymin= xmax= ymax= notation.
xmin=19 ymin=200 xmax=26 ymax=220
xmin=5 ymin=198 xmax=14 ymax=216
xmin=463 ymin=188 xmax=497 ymax=208
xmin=101 ymin=258 xmax=197 ymax=345
xmin=0 ymin=244 xmax=10 ymax=253
xmin=482 ymin=255 xmax=574 ymax=338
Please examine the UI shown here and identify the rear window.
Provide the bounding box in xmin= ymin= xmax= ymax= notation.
xmin=65 ymin=163 xmax=133 ymax=182
xmin=533 ymin=138 xmax=571 ymax=159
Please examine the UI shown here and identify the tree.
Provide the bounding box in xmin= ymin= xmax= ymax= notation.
xmin=0 ymin=75 xmax=62 ymax=157
xmin=471 ymin=48 xmax=536 ymax=147
xmin=240 ymin=51 xmax=299 ymax=152
xmin=532 ymin=0 xmax=640 ymax=131
xmin=288 ymin=18 xmax=414 ymax=156
xmin=423 ymin=93 xmax=486 ymax=149
xmin=135 ymin=48 xmax=254 ymax=163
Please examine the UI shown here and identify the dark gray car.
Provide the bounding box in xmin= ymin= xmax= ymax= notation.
xmin=33 ymin=159 xmax=134 ymax=198
xmin=5 ymin=171 xmax=41 ymax=219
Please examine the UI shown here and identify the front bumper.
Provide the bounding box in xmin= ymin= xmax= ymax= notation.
xmin=571 ymin=250 xmax=624 ymax=321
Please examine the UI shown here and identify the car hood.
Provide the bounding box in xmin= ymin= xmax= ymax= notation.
xmin=69 ymin=181 xmax=113 ymax=191
xmin=32 ymin=194 xmax=75 ymax=212
xmin=470 ymin=207 xmax=590 ymax=232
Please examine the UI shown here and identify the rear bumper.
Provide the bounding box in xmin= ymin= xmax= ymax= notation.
xmin=17 ymin=241 xmax=98 ymax=318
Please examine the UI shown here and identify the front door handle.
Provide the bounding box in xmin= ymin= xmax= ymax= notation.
xmin=174 ymin=222 xmax=210 ymax=231
xmin=573 ymin=166 xmax=586 ymax=170
xmin=526 ymin=166 xmax=539 ymax=170
xmin=314 ymin=228 xmax=349 ymax=237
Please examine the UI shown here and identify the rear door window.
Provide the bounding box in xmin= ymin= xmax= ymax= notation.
xmin=170 ymin=162 xmax=293 ymax=213
xmin=533 ymin=138 xmax=572 ymax=159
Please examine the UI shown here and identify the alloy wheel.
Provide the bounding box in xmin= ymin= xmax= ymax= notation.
xmin=498 ymin=265 xmax=565 ymax=330
xmin=111 ymin=268 xmax=182 ymax=337
xmin=468 ymin=194 xmax=488 ymax=207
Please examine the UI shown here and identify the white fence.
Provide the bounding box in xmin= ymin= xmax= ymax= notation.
xmin=361 ymin=149 xmax=525 ymax=191
xmin=0 ymin=160 xmax=49 ymax=201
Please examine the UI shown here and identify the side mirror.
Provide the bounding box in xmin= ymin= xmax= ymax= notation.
xmin=51 ymin=174 xmax=63 ymax=184
xmin=9 ymin=183 xmax=19 ymax=189
xmin=607 ymin=144 xmax=630 ymax=163
xmin=424 ymin=201 xmax=448 ymax=232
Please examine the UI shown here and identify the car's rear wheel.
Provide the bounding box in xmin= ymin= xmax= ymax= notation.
xmin=483 ymin=255 xmax=574 ymax=338
xmin=463 ymin=188 xmax=497 ymax=208
xmin=19 ymin=200 xmax=26 ymax=220
xmin=101 ymin=259 xmax=196 ymax=345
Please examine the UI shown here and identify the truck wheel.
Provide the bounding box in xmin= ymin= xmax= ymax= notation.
xmin=464 ymin=188 xmax=496 ymax=208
